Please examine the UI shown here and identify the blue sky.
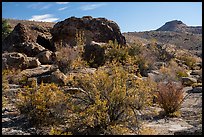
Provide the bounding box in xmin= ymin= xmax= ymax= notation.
xmin=2 ymin=2 xmax=202 ymax=32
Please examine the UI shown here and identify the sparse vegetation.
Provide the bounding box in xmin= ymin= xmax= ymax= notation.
xmin=178 ymin=54 xmax=197 ymax=69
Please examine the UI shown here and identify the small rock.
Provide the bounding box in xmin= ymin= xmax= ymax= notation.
xmin=181 ymin=77 xmax=197 ymax=86
xmin=190 ymin=87 xmax=202 ymax=93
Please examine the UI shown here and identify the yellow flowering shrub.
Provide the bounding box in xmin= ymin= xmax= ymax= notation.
xmin=16 ymin=82 xmax=68 ymax=126
xmin=63 ymin=64 xmax=156 ymax=135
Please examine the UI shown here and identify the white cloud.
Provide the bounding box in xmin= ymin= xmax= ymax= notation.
xmin=40 ymin=4 xmax=52 ymax=10
xmin=58 ymin=6 xmax=68 ymax=11
xmin=27 ymin=3 xmax=52 ymax=10
xmin=80 ymin=3 xmax=106 ymax=11
xmin=56 ymin=2 xmax=69 ymax=4
xmin=27 ymin=2 xmax=42 ymax=9
xmin=29 ymin=14 xmax=59 ymax=22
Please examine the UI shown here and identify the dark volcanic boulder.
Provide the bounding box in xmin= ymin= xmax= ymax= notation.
xmin=51 ymin=16 xmax=126 ymax=49
xmin=2 ymin=23 xmax=54 ymax=52
xmin=82 ymin=41 xmax=106 ymax=68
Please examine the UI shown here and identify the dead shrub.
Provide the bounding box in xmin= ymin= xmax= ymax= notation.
xmin=54 ymin=46 xmax=79 ymax=73
xmin=155 ymin=81 xmax=184 ymax=116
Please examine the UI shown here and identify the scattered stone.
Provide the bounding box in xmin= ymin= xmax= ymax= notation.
xmin=190 ymin=70 xmax=202 ymax=75
xmin=168 ymin=124 xmax=189 ymax=132
xmin=152 ymin=62 xmax=167 ymax=70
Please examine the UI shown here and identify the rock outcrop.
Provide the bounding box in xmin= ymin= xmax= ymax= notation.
xmin=51 ymin=16 xmax=126 ymax=49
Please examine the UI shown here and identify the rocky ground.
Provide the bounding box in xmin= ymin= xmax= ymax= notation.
xmin=2 ymin=82 xmax=202 ymax=135
xmin=140 ymin=86 xmax=202 ymax=135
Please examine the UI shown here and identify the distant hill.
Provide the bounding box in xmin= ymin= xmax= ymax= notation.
xmin=156 ymin=20 xmax=202 ymax=34
xmin=3 ymin=18 xmax=56 ymax=30
xmin=123 ymin=20 xmax=202 ymax=57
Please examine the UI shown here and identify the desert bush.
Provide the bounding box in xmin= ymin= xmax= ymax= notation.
xmin=2 ymin=68 xmax=22 ymax=88
xmin=128 ymin=43 xmax=143 ymax=56
xmin=104 ymin=41 xmax=130 ymax=65
xmin=178 ymin=54 xmax=197 ymax=69
xmin=63 ymin=64 xmax=156 ymax=135
xmin=16 ymin=82 xmax=68 ymax=127
xmin=158 ymin=59 xmax=189 ymax=82
xmin=2 ymin=19 xmax=12 ymax=41
xmin=155 ymin=81 xmax=184 ymax=116
xmin=2 ymin=70 xmax=10 ymax=91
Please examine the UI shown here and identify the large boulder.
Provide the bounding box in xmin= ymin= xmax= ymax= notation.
xmin=2 ymin=23 xmax=54 ymax=52
xmin=51 ymin=16 xmax=126 ymax=49
xmin=2 ymin=52 xmax=29 ymax=70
